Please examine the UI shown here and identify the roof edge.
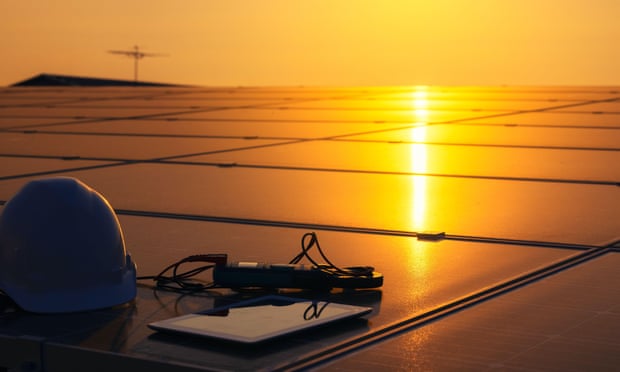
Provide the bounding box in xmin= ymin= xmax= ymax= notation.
xmin=11 ymin=73 xmax=182 ymax=87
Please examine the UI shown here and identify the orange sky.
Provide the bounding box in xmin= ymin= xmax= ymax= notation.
xmin=1 ymin=1 xmax=619 ymax=87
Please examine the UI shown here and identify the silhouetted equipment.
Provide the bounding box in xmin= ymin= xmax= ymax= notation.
xmin=108 ymin=45 xmax=168 ymax=82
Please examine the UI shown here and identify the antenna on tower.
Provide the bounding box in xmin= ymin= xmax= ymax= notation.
xmin=107 ymin=45 xmax=168 ymax=83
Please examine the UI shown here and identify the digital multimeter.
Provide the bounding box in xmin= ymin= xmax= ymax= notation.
xmin=213 ymin=261 xmax=383 ymax=289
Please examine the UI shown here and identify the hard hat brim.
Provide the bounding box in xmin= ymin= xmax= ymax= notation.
xmin=2 ymin=259 xmax=137 ymax=314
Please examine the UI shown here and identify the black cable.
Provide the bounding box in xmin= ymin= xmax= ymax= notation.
xmin=136 ymin=255 xmax=217 ymax=292
xmin=290 ymin=232 xmax=374 ymax=277
xmin=137 ymin=232 xmax=375 ymax=293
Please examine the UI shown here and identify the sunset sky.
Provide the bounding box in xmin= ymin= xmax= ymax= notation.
xmin=2 ymin=0 xmax=619 ymax=87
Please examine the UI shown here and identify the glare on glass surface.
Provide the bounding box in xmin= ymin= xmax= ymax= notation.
xmin=410 ymin=87 xmax=429 ymax=231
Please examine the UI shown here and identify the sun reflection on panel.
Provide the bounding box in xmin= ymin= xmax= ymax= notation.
xmin=410 ymin=87 xmax=429 ymax=232
xmin=406 ymin=87 xmax=433 ymax=299
xmin=412 ymin=88 xmax=430 ymax=122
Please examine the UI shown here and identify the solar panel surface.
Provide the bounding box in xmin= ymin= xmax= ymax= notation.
xmin=0 ymin=85 xmax=619 ymax=371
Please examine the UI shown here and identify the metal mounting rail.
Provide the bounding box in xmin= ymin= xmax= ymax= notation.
xmin=113 ymin=208 xmax=598 ymax=251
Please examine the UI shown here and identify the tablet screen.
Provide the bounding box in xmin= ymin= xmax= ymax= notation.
xmin=148 ymin=295 xmax=372 ymax=343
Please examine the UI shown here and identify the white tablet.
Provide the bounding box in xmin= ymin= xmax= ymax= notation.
xmin=148 ymin=295 xmax=372 ymax=343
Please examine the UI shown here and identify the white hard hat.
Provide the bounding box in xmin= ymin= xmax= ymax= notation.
xmin=0 ymin=177 xmax=136 ymax=313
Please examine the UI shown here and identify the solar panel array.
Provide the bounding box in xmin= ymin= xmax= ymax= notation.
xmin=1 ymin=85 xmax=619 ymax=371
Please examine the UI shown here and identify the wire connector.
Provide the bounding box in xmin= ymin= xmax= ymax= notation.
xmin=184 ymin=254 xmax=227 ymax=266
xmin=416 ymin=231 xmax=446 ymax=241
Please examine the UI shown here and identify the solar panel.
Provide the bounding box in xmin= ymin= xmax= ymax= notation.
xmin=0 ymin=84 xmax=618 ymax=371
